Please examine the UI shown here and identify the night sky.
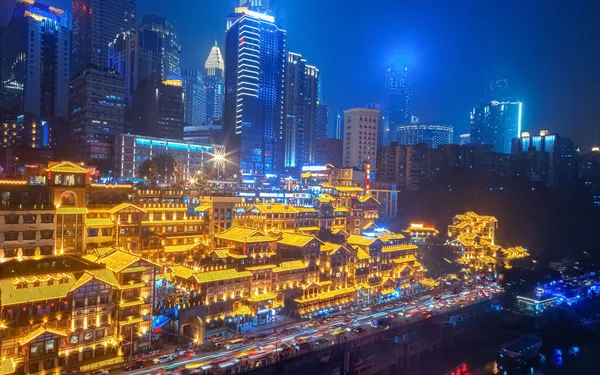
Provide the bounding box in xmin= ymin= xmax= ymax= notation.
xmin=45 ymin=0 xmax=600 ymax=147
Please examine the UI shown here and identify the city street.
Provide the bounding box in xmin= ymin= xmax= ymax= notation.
xmin=112 ymin=282 xmax=502 ymax=375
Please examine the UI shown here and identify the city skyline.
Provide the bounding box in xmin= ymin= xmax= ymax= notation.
xmin=40 ymin=0 xmax=600 ymax=149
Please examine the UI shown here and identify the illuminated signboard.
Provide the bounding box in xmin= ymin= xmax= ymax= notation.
xmin=301 ymin=165 xmax=329 ymax=172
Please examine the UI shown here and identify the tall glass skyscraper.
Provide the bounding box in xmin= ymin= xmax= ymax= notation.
xmin=204 ymin=42 xmax=225 ymax=124
xmin=140 ymin=15 xmax=181 ymax=78
xmin=2 ymin=1 xmax=70 ymax=148
xmin=470 ymin=101 xmax=522 ymax=154
xmin=224 ymin=3 xmax=285 ymax=180
xmin=182 ymin=69 xmax=207 ymax=127
xmin=72 ymin=0 xmax=136 ymax=76
xmin=385 ymin=65 xmax=412 ymax=145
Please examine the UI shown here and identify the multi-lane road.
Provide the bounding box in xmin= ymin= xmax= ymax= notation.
xmin=112 ymin=283 xmax=502 ymax=375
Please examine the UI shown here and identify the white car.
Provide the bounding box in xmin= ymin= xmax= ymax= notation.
xmin=153 ymin=354 xmax=175 ymax=364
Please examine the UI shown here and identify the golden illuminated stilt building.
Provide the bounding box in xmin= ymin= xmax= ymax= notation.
xmin=447 ymin=212 xmax=529 ymax=274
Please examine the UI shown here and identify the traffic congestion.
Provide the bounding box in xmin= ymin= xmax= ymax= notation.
xmin=106 ymin=282 xmax=502 ymax=375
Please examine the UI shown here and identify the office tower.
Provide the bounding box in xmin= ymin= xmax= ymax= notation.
xmin=316 ymin=103 xmax=329 ymax=139
xmin=72 ymin=0 xmax=136 ymax=76
xmin=2 ymin=1 xmax=70 ymax=148
xmin=184 ymin=124 xmax=223 ymax=145
xmin=314 ymin=138 xmax=343 ymax=167
xmin=459 ymin=133 xmax=470 ymax=145
xmin=204 ymin=42 xmax=225 ymax=124
xmin=580 ymin=147 xmax=600 ymax=207
xmin=343 ymin=108 xmax=380 ymax=170
xmin=470 ymin=100 xmax=522 ymax=154
xmin=223 ymin=4 xmax=286 ymax=180
xmin=140 ymin=15 xmax=181 ymax=78
xmin=331 ymin=112 xmax=343 ymax=139
xmin=283 ymin=52 xmax=319 ymax=168
xmin=512 ymin=130 xmax=578 ymax=188
xmin=108 ymin=27 xmax=164 ymax=105
xmin=385 ymin=65 xmax=412 ymax=145
xmin=130 ymin=74 xmax=184 ymax=139
xmin=68 ymin=66 xmax=125 ymax=172
xmin=396 ymin=124 xmax=454 ymax=148
xmin=182 ymin=69 xmax=207 ymax=127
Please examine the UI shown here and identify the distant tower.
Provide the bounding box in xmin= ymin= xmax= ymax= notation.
xmin=204 ymin=41 xmax=225 ymax=123
xmin=385 ymin=65 xmax=412 ymax=145
xmin=140 ymin=15 xmax=182 ymax=78
xmin=182 ymin=69 xmax=207 ymax=127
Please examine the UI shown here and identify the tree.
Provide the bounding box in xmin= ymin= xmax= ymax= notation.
xmin=138 ymin=159 xmax=158 ymax=185
xmin=154 ymin=154 xmax=177 ymax=183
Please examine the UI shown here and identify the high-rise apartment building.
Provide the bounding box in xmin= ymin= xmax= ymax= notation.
xmin=72 ymin=0 xmax=136 ymax=76
xmin=140 ymin=15 xmax=181 ymax=78
xmin=580 ymin=147 xmax=600 ymax=207
xmin=470 ymin=100 xmax=522 ymax=154
xmin=1 ymin=1 xmax=70 ymax=148
xmin=68 ymin=66 xmax=126 ymax=172
xmin=283 ymin=52 xmax=320 ymax=168
xmin=223 ymin=4 xmax=286 ymax=180
xmin=182 ymin=69 xmax=207 ymax=127
xmin=384 ymin=65 xmax=412 ymax=145
xmin=108 ymin=27 xmax=164 ymax=105
xmin=129 ymin=74 xmax=184 ymax=140
xmin=204 ymin=42 xmax=225 ymax=124
xmin=343 ymin=108 xmax=380 ymax=170
xmin=397 ymin=124 xmax=454 ymax=148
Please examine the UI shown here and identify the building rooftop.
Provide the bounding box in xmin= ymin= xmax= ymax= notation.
xmin=215 ymin=226 xmax=277 ymax=243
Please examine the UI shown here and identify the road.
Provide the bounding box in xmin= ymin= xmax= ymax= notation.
xmin=113 ymin=282 xmax=502 ymax=375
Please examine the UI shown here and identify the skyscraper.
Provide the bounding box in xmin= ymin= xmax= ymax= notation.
xmin=470 ymin=100 xmax=522 ymax=154
xmin=204 ymin=42 xmax=225 ymax=124
xmin=182 ymin=69 xmax=207 ymax=127
xmin=2 ymin=1 xmax=70 ymax=148
xmin=108 ymin=27 xmax=164 ymax=105
xmin=140 ymin=15 xmax=181 ymax=78
xmin=68 ymin=66 xmax=125 ymax=172
xmin=343 ymin=108 xmax=380 ymax=170
xmin=130 ymin=74 xmax=184 ymax=140
xmin=223 ymin=4 xmax=286 ymax=180
xmin=385 ymin=65 xmax=412 ymax=145
xmin=331 ymin=112 xmax=343 ymax=139
xmin=396 ymin=124 xmax=454 ymax=148
xmin=72 ymin=0 xmax=136 ymax=76
xmin=316 ymin=103 xmax=329 ymax=139
xmin=283 ymin=52 xmax=320 ymax=168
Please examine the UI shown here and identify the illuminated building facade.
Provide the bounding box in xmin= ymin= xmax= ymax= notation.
xmin=129 ymin=75 xmax=184 ymax=140
xmin=114 ymin=134 xmax=213 ymax=181
xmin=204 ymin=42 xmax=225 ymax=124
xmin=0 ymin=251 xmax=158 ymax=375
xmin=447 ymin=212 xmax=528 ymax=273
xmin=580 ymin=147 xmax=600 ymax=207
xmin=384 ymin=65 xmax=412 ymax=146
xmin=182 ymin=69 xmax=207 ymax=128
xmin=68 ymin=66 xmax=126 ymax=172
xmin=396 ymin=124 xmax=454 ymax=148
xmin=470 ymin=101 xmax=522 ymax=154
xmin=459 ymin=133 xmax=470 ymax=145
xmin=223 ymin=4 xmax=286 ymax=179
xmin=283 ymin=53 xmax=320 ymax=168
xmin=140 ymin=15 xmax=181 ymax=78
xmin=512 ymin=130 xmax=578 ymax=188
xmin=1 ymin=1 xmax=70 ymax=148
xmin=72 ymin=0 xmax=136 ymax=76
xmin=403 ymin=223 xmax=439 ymax=244
xmin=343 ymin=108 xmax=380 ymax=170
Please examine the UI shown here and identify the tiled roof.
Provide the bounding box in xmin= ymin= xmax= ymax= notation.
xmin=47 ymin=161 xmax=90 ymax=173
xmin=84 ymin=218 xmax=114 ymax=227
xmin=247 ymin=292 xmax=278 ymax=302
xmin=19 ymin=327 xmax=68 ymax=345
xmin=347 ymin=235 xmax=379 ymax=246
xmin=356 ymin=247 xmax=371 ymax=260
xmin=194 ymin=205 xmax=210 ymax=212
xmin=294 ymin=286 xmax=356 ymax=303
xmin=164 ymin=243 xmax=199 ymax=253
xmin=273 ymin=260 xmax=307 ymax=273
xmin=251 ymin=204 xmax=299 ymax=214
xmin=277 ymin=232 xmax=320 ymax=248
xmin=170 ymin=265 xmax=195 ymax=280
xmin=245 ymin=264 xmax=276 ymax=271
xmin=107 ymin=203 xmax=146 ymax=214
xmin=382 ymin=244 xmax=418 ymax=253
xmin=215 ymin=226 xmax=276 ymax=243
xmin=192 ymin=269 xmax=251 ymax=284
xmin=56 ymin=207 xmax=89 ymax=214
xmin=0 ymin=273 xmax=75 ymax=306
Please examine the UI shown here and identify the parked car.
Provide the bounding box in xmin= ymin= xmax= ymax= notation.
xmin=183 ymin=349 xmax=196 ymax=357
xmin=295 ymin=342 xmax=312 ymax=351
xmin=122 ymin=360 xmax=144 ymax=371
xmin=92 ymin=370 xmax=109 ymax=375
xmin=153 ymin=354 xmax=175 ymax=364
xmin=315 ymin=338 xmax=330 ymax=346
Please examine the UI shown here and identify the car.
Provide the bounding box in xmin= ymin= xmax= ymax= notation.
xmin=295 ymin=342 xmax=312 ymax=351
xmin=315 ymin=338 xmax=330 ymax=346
xmin=183 ymin=349 xmax=196 ymax=357
xmin=279 ymin=344 xmax=291 ymax=352
xmin=153 ymin=354 xmax=175 ymax=364
xmin=92 ymin=370 xmax=109 ymax=375
xmin=351 ymin=327 xmax=365 ymax=334
xmin=122 ymin=360 xmax=144 ymax=371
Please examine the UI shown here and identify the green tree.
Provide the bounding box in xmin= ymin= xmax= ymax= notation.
xmin=138 ymin=159 xmax=158 ymax=185
xmin=154 ymin=154 xmax=177 ymax=183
